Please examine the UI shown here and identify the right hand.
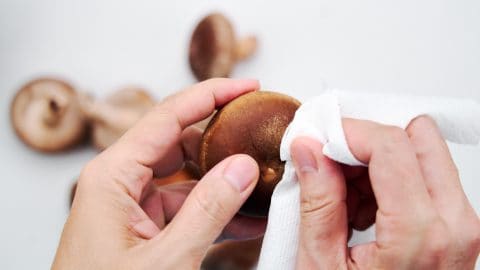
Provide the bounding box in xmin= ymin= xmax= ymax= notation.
xmin=291 ymin=116 xmax=480 ymax=269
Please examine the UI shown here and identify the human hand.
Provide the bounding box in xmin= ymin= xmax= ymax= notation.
xmin=52 ymin=78 xmax=266 ymax=270
xmin=291 ymin=116 xmax=480 ymax=269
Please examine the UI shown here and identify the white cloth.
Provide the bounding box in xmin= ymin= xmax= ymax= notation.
xmin=257 ymin=90 xmax=480 ymax=270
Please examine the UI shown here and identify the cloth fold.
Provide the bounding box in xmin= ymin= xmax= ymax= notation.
xmin=257 ymin=90 xmax=480 ymax=270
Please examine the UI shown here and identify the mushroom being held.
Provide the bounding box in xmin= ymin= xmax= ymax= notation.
xmin=199 ymin=91 xmax=300 ymax=217
xmin=10 ymin=78 xmax=87 ymax=152
xmin=189 ymin=13 xmax=257 ymax=81
xmin=80 ymin=87 xmax=155 ymax=150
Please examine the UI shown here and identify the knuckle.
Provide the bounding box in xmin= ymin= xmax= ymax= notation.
xmin=157 ymin=92 xmax=178 ymax=107
xmin=471 ymin=228 xmax=480 ymax=252
xmin=465 ymin=219 xmax=480 ymax=251
xmin=382 ymin=126 xmax=410 ymax=146
xmin=424 ymin=219 xmax=450 ymax=259
xmin=448 ymin=163 xmax=460 ymax=180
xmin=77 ymin=159 xmax=110 ymax=195
xmin=300 ymin=192 xmax=343 ymax=225
xmin=203 ymin=78 xmax=224 ymax=85
xmin=79 ymin=159 xmax=100 ymax=183
xmin=412 ymin=115 xmax=438 ymax=131
xmin=134 ymin=111 xmax=181 ymax=148
xmin=373 ymin=125 xmax=413 ymax=159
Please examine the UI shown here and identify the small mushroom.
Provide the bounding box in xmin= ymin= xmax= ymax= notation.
xmin=189 ymin=13 xmax=257 ymax=81
xmin=199 ymin=91 xmax=300 ymax=217
xmin=10 ymin=78 xmax=87 ymax=152
xmin=80 ymin=87 xmax=155 ymax=150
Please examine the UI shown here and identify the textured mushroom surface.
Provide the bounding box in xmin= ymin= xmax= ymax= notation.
xmin=10 ymin=78 xmax=86 ymax=152
xmin=199 ymin=91 xmax=300 ymax=217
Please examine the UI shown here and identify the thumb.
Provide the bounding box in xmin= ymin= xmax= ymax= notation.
xmin=157 ymin=154 xmax=259 ymax=259
xmin=291 ymin=137 xmax=348 ymax=269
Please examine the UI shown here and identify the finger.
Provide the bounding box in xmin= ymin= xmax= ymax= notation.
xmin=193 ymin=112 xmax=215 ymax=130
xmin=141 ymin=181 xmax=197 ymax=229
xmin=405 ymin=116 xmax=468 ymax=215
xmin=348 ymin=242 xmax=377 ymax=269
xmin=342 ymin=118 xmax=433 ymax=216
xmin=344 ymin=118 xmax=451 ymax=270
xmin=149 ymin=125 xmax=203 ymax=179
xmin=290 ymin=137 xmax=349 ymax=269
xmin=161 ymin=78 xmax=259 ymax=128
xmin=101 ymin=79 xmax=258 ymax=199
xmin=142 ymin=180 xmax=266 ymax=241
xmin=155 ymin=154 xmax=259 ymax=256
xmin=114 ymin=78 xmax=259 ymax=173
xmin=181 ymin=126 xmax=203 ymax=164
xmin=405 ymin=116 xmax=480 ymax=256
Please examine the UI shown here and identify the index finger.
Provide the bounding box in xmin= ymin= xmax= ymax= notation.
xmin=113 ymin=78 xmax=259 ymax=168
xmin=342 ymin=118 xmax=433 ymax=217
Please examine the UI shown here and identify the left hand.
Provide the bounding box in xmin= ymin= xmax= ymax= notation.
xmin=52 ymin=78 xmax=266 ymax=270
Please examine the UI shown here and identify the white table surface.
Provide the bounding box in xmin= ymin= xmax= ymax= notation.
xmin=0 ymin=0 xmax=479 ymax=269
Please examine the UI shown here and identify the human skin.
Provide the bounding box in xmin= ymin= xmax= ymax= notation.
xmin=52 ymin=78 xmax=267 ymax=270
xmin=53 ymin=78 xmax=479 ymax=269
xmin=291 ymin=116 xmax=480 ymax=270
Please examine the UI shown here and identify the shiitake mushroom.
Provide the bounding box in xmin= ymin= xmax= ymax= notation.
xmin=189 ymin=13 xmax=257 ymax=81
xmin=10 ymin=77 xmax=87 ymax=152
xmin=199 ymin=91 xmax=300 ymax=217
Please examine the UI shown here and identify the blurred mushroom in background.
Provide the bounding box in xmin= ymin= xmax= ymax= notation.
xmin=79 ymin=86 xmax=155 ymax=150
xmin=189 ymin=13 xmax=257 ymax=81
xmin=10 ymin=77 xmax=87 ymax=152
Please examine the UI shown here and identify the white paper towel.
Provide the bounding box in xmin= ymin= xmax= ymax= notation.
xmin=257 ymin=90 xmax=480 ymax=270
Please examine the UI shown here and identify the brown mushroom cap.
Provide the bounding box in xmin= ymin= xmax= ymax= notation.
xmin=199 ymin=91 xmax=300 ymax=217
xmin=80 ymin=87 xmax=155 ymax=150
xmin=189 ymin=13 xmax=257 ymax=81
xmin=10 ymin=78 xmax=86 ymax=152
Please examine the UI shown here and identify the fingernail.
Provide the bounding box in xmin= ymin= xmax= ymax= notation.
xmin=292 ymin=143 xmax=318 ymax=173
xmin=223 ymin=156 xmax=257 ymax=192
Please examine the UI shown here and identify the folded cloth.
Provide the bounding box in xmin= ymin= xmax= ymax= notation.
xmin=257 ymin=90 xmax=480 ymax=270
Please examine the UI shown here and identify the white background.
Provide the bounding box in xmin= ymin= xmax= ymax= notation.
xmin=0 ymin=0 xmax=479 ymax=269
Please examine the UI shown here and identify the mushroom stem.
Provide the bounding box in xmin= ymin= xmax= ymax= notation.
xmin=261 ymin=167 xmax=277 ymax=183
xmin=83 ymin=101 xmax=138 ymax=131
xmin=43 ymin=98 xmax=67 ymax=126
xmin=234 ymin=35 xmax=257 ymax=61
